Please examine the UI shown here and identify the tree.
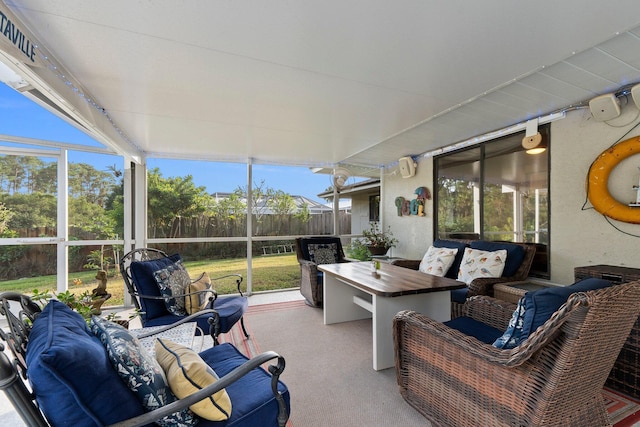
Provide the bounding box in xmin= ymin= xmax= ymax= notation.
xmin=294 ymin=203 xmax=311 ymax=223
xmin=0 ymin=192 xmax=57 ymax=230
xmin=69 ymin=163 xmax=116 ymax=207
xmin=267 ymin=190 xmax=296 ymax=215
xmin=147 ymin=168 xmax=212 ymax=238
xmin=238 ymin=181 xmax=306 ymax=231
xmin=211 ymin=191 xmax=246 ymax=236
xmin=0 ymin=155 xmax=47 ymax=194
xmin=0 ymin=201 xmax=15 ymax=237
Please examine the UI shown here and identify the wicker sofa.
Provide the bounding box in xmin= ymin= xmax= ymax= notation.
xmin=392 ymin=239 xmax=536 ymax=317
xmin=393 ymin=279 xmax=640 ymax=427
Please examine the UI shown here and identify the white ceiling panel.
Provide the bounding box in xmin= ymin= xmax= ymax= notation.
xmin=3 ymin=1 xmax=640 ymax=174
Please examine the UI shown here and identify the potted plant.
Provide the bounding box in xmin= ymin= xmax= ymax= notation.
xmin=30 ymin=288 xmax=141 ymax=327
xmin=345 ymin=239 xmax=371 ymax=261
xmin=360 ymin=222 xmax=398 ymax=256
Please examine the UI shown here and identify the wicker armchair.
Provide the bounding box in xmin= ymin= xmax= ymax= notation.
xmin=295 ymin=236 xmax=348 ymax=307
xmin=392 ymin=240 xmax=536 ymax=318
xmin=393 ymin=281 xmax=640 ymax=427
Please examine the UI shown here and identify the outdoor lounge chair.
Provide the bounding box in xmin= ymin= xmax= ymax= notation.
xmin=0 ymin=291 xmax=289 ymax=426
xmin=120 ymin=247 xmax=249 ymax=345
xmin=393 ymin=279 xmax=640 ymax=427
xmin=295 ymin=236 xmax=348 ymax=307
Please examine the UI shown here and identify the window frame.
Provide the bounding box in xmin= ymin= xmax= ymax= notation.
xmin=433 ymin=124 xmax=550 ymax=278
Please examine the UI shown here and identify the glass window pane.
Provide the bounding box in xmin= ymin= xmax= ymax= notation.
xmin=483 ymin=130 xmax=549 ymax=246
xmin=0 ymin=153 xmax=58 ymax=237
xmin=146 ymin=242 xmax=298 ymax=295
xmin=252 ymin=164 xmax=339 ymax=236
xmin=436 ymin=147 xmax=481 ymax=240
xmin=146 ymin=159 xmax=248 ymax=238
xmin=434 ymin=125 xmax=550 ymax=278
xmin=0 ymin=243 xmax=57 ymax=290
xmin=68 ymin=152 xmax=123 ymax=239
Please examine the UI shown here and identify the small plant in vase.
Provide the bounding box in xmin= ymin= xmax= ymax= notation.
xmin=105 ymin=309 xmax=144 ymax=329
xmin=360 ymin=222 xmax=398 ymax=256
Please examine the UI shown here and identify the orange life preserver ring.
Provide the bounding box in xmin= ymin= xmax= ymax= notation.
xmin=587 ymin=136 xmax=640 ymax=224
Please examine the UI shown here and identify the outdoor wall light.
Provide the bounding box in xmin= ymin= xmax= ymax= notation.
xmin=522 ymin=118 xmax=546 ymax=154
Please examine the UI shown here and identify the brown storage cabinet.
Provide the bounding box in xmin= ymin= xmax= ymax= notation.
xmin=575 ymin=264 xmax=640 ymax=397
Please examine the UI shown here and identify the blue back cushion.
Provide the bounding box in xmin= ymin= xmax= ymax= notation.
xmin=130 ymin=253 xmax=182 ymax=320
xmin=26 ymin=301 xmax=146 ymax=426
xmin=198 ymin=343 xmax=290 ymax=426
xmin=518 ymin=277 xmax=613 ymax=345
xmin=450 ymin=287 xmax=468 ymax=303
xmin=433 ymin=239 xmax=469 ymax=279
xmin=469 ymin=241 xmax=525 ymax=277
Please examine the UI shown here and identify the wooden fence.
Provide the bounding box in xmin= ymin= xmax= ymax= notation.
xmin=2 ymin=212 xmax=351 ymax=280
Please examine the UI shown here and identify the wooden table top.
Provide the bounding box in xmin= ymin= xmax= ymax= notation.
xmin=319 ymin=261 xmax=466 ymax=297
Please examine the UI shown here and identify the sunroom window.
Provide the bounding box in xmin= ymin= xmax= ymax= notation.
xmin=434 ymin=124 xmax=550 ymax=278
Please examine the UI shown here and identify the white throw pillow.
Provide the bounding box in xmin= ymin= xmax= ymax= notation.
xmin=457 ymin=247 xmax=507 ymax=285
xmin=418 ymin=246 xmax=458 ymax=277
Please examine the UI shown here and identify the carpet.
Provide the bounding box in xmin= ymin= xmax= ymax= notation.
xmin=222 ymin=300 xmax=640 ymax=427
xmin=606 ymin=388 xmax=640 ymax=426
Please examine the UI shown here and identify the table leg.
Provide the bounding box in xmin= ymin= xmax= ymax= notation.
xmin=323 ymin=274 xmax=372 ymax=325
xmin=372 ymin=291 xmax=450 ymax=370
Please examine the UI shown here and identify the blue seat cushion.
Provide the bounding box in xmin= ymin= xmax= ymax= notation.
xmin=130 ymin=253 xmax=182 ymax=320
xmin=197 ymin=343 xmax=290 ymax=427
xmin=469 ymin=241 xmax=525 ymax=277
xmin=444 ymin=317 xmax=504 ymax=344
xmin=213 ymin=296 xmax=248 ymax=333
xmin=144 ymin=296 xmax=248 ymax=335
xmin=26 ymin=301 xmax=147 ymax=427
xmin=433 ymin=239 xmax=469 ymax=279
xmin=450 ymin=287 xmax=468 ymax=303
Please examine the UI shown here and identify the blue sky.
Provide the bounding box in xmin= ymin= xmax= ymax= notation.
xmin=0 ymin=83 xmax=333 ymax=202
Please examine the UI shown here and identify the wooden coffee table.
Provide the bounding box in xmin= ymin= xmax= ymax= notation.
xmin=319 ymin=261 xmax=465 ymax=370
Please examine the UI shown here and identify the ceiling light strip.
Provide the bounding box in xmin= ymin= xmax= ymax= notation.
xmin=423 ymin=111 xmax=565 ymax=158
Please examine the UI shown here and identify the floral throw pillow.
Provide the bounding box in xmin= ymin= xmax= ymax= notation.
xmin=493 ymin=297 xmax=526 ymax=349
xmin=307 ymin=243 xmax=339 ymax=264
xmin=457 ymin=247 xmax=507 ymax=285
xmin=418 ymin=246 xmax=458 ymax=277
xmin=153 ymin=260 xmax=191 ymax=316
xmin=90 ymin=316 xmax=196 ymax=427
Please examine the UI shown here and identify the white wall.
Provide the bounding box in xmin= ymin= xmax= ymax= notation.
xmin=381 ymin=102 xmax=640 ymax=285
xmin=550 ymin=105 xmax=640 ymax=284
xmin=382 ymin=160 xmax=435 ymax=260
xmin=351 ymin=191 xmax=378 ymax=235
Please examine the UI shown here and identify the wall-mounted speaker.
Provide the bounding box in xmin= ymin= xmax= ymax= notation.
xmin=398 ymin=156 xmax=416 ymax=178
xmin=589 ymin=93 xmax=620 ymax=121
xmin=631 ymin=84 xmax=640 ymax=110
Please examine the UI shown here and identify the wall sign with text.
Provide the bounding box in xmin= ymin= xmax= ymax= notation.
xmin=395 ymin=186 xmax=431 ymax=217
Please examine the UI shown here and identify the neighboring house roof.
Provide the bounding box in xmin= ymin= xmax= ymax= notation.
xmin=317 ymin=178 xmax=381 ymax=200
xmin=210 ymin=192 xmax=332 ymax=214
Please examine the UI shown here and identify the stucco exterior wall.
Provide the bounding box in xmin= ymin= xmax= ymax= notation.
xmin=350 ymin=191 xmax=378 ymax=235
xmin=382 ymin=160 xmax=435 ymax=260
xmin=550 ymin=105 xmax=640 ymax=284
xmin=380 ymin=102 xmax=640 ymax=285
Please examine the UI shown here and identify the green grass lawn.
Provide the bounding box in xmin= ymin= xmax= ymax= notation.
xmin=0 ymin=253 xmax=301 ymax=307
